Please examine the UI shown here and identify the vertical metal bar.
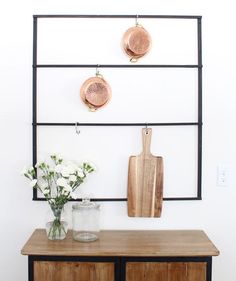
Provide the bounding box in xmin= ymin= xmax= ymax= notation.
xmin=28 ymin=256 xmax=34 ymax=281
xmin=32 ymin=16 xmax=38 ymax=200
xmin=197 ymin=18 xmax=202 ymax=199
xmin=114 ymin=257 xmax=121 ymax=281
xmin=206 ymin=257 xmax=212 ymax=281
xmin=120 ymin=257 xmax=126 ymax=281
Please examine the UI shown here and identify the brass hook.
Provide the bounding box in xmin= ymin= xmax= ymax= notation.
xmin=135 ymin=14 xmax=139 ymax=26
xmin=75 ymin=122 xmax=80 ymax=135
xmin=95 ymin=64 xmax=103 ymax=78
xmin=96 ymin=64 xmax=100 ymax=76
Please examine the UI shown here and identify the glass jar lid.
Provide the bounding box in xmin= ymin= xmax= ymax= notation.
xmin=72 ymin=198 xmax=100 ymax=210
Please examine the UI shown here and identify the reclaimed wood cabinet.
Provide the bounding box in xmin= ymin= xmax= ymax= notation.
xmin=21 ymin=229 xmax=219 ymax=281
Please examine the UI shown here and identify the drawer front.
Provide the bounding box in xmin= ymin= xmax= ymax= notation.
xmin=34 ymin=261 xmax=115 ymax=281
xmin=126 ymin=262 xmax=207 ymax=281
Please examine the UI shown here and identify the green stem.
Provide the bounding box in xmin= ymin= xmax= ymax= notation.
xmin=47 ymin=205 xmax=67 ymax=240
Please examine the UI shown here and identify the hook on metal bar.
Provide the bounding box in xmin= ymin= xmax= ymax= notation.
xmin=96 ymin=64 xmax=100 ymax=76
xmin=145 ymin=122 xmax=149 ymax=134
xmin=95 ymin=64 xmax=103 ymax=78
xmin=75 ymin=122 xmax=80 ymax=135
xmin=135 ymin=14 xmax=139 ymax=26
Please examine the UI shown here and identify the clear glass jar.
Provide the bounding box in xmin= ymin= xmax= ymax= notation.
xmin=72 ymin=198 xmax=100 ymax=242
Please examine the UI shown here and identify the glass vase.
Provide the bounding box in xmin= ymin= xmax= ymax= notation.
xmin=45 ymin=204 xmax=68 ymax=240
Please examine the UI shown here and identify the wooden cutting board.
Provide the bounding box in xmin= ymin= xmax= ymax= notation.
xmin=127 ymin=128 xmax=163 ymax=217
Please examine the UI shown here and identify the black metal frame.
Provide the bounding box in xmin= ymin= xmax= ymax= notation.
xmin=32 ymin=14 xmax=202 ymax=201
xmin=28 ymin=255 xmax=212 ymax=281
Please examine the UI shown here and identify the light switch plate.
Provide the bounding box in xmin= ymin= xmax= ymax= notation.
xmin=217 ymin=165 xmax=228 ymax=186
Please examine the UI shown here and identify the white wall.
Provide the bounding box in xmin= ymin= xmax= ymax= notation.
xmin=0 ymin=1 xmax=236 ymax=280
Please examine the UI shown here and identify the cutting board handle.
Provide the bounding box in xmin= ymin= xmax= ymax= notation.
xmin=142 ymin=128 xmax=152 ymax=155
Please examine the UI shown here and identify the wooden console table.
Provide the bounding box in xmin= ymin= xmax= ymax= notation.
xmin=21 ymin=229 xmax=219 ymax=281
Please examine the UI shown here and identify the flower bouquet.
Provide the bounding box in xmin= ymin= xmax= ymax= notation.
xmin=22 ymin=154 xmax=95 ymax=240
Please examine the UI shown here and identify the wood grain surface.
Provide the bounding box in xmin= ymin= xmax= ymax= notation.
xmin=126 ymin=262 xmax=206 ymax=281
xmin=34 ymin=261 xmax=114 ymax=281
xmin=128 ymin=128 xmax=163 ymax=217
xmin=21 ymin=229 xmax=219 ymax=257
xmin=126 ymin=262 xmax=167 ymax=281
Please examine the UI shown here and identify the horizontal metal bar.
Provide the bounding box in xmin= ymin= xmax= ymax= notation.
xmin=123 ymin=257 xmax=211 ymax=262
xmin=164 ymin=196 xmax=202 ymax=201
xmin=34 ymin=14 xmax=202 ymax=19
xmin=33 ymin=122 xmax=201 ymax=126
xmin=33 ymin=197 xmax=201 ymax=202
xmin=35 ymin=64 xmax=201 ymax=69
xmin=89 ymin=197 xmax=202 ymax=201
xmin=30 ymin=255 xmax=121 ymax=263
xmin=33 ymin=197 xmax=126 ymax=202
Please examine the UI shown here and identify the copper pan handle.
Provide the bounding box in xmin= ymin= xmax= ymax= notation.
xmin=95 ymin=65 xmax=103 ymax=79
xmin=130 ymin=57 xmax=138 ymax=63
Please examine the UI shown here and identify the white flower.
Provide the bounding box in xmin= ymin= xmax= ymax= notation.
xmin=21 ymin=167 xmax=30 ymax=177
xmin=68 ymin=162 xmax=79 ymax=172
xmin=67 ymin=165 xmax=77 ymax=174
xmin=83 ymin=162 xmax=95 ymax=174
xmin=88 ymin=162 xmax=96 ymax=171
xmin=21 ymin=166 xmax=35 ymax=178
xmin=50 ymin=153 xmax=58 ymax=160
xmin=63 ymin=185 xmax=72 ymax=193
xmin=62 ymin=189 xmax=69 ymax=195
xmin=69 ymin=175 xmax=77 ymax=182
xmin=71 ymin=192 xmax=79 ymax=199
xmin=21 ymin=167 xmax=27 ymax=174
xmin=56 ymin=154 xmax=63 ymax=163
xmin=56 ymin=177 xmax=68 ymax=188
xmin=61 ymin=164 xmax=77 ymax=177
xmin=57 ymin=178 xmax=72 ymax=194
xmin=35 ymin=161 xmax=45 ymax=168
xmin=61 ymin=166 xmax=71 ymax=177
xmin=77 ymin=168 xmax=84 ymax=178
xmin=29 ymin=179 xmax=37 ymax=187
xmin=51 ymin=154 xmax=63 ymax=164
xmin=54 ymin=164 xmax=63 ymax=173
xmin=40 ymin=182 xmax=48 ymax=190
xmin=29 ymin=166 xmax=35 ymax=172
xmin=43 ymin=189 xmax=50 ymax=195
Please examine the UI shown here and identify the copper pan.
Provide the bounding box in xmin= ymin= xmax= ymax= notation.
xmin=80 ymin=73 xmax=112 ymax=111
xmin=122 ymin=24 xmax=152 ymax=62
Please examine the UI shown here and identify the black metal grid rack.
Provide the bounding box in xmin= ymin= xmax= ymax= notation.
xmin=32 ymin=14 xmax=202 ymax=202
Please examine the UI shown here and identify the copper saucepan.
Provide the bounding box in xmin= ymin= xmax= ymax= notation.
xmin=80 ymin=72 xmax=112 ymax=111
xmin=122 ymin=23 xmax=152 ymax=62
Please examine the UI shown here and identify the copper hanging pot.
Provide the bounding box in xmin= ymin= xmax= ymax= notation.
xmin=80 ymin=69 xmax=112 ymax=111
xmin=122 ymin=18 xmax=152 ymax=62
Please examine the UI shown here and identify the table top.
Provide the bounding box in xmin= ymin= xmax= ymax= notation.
xmin=21 ymin=229 xmax=219 ymax=257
